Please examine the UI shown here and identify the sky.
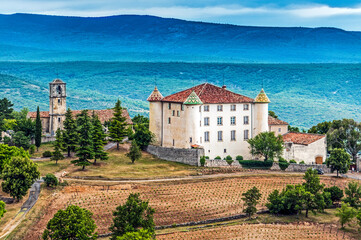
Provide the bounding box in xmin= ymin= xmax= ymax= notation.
xmin=2 ymin=0 xmax=361 ymax=30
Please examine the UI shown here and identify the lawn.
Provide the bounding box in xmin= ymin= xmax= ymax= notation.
xmin=30 ymin=142 xmax=54 ymax=159
xmin=36 ymin=158 xmax=74 ymax=177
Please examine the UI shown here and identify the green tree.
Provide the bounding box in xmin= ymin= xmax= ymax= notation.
xmin=43 ymin=173 xmax=59 ymax=188
xmin=308 ymin=121 xmax=331 ymax=135
xmin=248 ymin=132 xmax=284 ymax=161
xmin=132 ymin=124 xmax=153 ymax=150
xmin=328 ymin=119 xmax=361 ymax=162
xmin=51 ymin=128 xmax=65 ymax=164
xmin=303 ymin=168 xmax=326 ymax=216
xmin=116 ymin=229 xmax=153 ymax=240
xmin=126 ymin=141 xmax=142 ymax=164
xmin=336 ymin=203 xmax=357 ymax=229
xmin=63 ymin=108 xmax=78 ymax=157
xmin=288 ymin=125 xmax=301 ymax=133
xmin=42 ymin=205 xmax=97 ymax=240
xmin=14 ymin=117 xmax=35 ymax=138
xmin=35 ymin=106 xmax=42 ymax=151
xmin=13 ymin=131 xmax=31 ymax=150
xmin=324 ymin=186 xmax=344 ymax=205
xmin=109 ymin=99 xmax=128 ymax=150
xmin=72 ymin=110 xmax=94 ymax=170
xmin=132 ymin=115 xmax=149 ymax=127
xmin=326 ymin=148 xmax=351 ymax=177
xmin=1 ymin=157 xmax=40 ymax=201
xmin=0 ymin=144 xmax=29 ymax=173
xmin=242 ymin=186 xmax=262 ymax=219
xmin=91 ymin=114 xmax=108 ymax=165
xmin=344 ymin=181 xmax=361 ymax=208
xmin=268 ymin=111 xmax=278 ymax=118
xmin=110 ymin=193 xmax=155 ymax=239
xmin=0 ymin=201 xmax=6 ymax=220
xmin=0 ymin=98 xmax=14 ymax=133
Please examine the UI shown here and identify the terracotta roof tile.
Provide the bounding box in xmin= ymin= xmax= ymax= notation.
xmin=161 ymin=83 xmax=254 ymax=104
xmin=283 ymin=132 xmax=325 ymax=145
xmin=268 ymin=116 xmax=288 ymax=125
xmin=147 ymin=86 xmax=164 ymax=102
xmin=28 ymin=109 xmax=132 ymax=125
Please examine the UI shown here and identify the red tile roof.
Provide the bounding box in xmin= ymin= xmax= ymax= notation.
xmin=161 ymin=83 xmax=254 ymax=104
xmin=27 ymin=109 xmax=132 ymax=125
xmin=268 ymin=116 xmax=288 ymax=125
xmin=283 ymin=132 xmax=325 ymax=145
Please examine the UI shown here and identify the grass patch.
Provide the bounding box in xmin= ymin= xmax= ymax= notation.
xmin=30 ymin=142 xmax=54 ymax=158
xmin=36 ymin=158 xmax=73 ymax=176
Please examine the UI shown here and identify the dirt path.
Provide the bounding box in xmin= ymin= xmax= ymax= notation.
xmin=0 ymin=180 xmax=43 ymax=239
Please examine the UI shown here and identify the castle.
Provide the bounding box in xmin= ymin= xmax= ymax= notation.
xmin=148 ymin=83 xmax=326 ymax=164
xmin=27 ymin=79 xmax=132 ymax=137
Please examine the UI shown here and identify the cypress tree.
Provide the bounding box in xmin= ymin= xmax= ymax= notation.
xmin=91 ymin=113 xmax=108 ymax=165
xmin=109 ymin=99 xmax=128 ymax=150
xmin=51 ymin=128 xmax=65 ymax=164
xmin=71 ymin=110 xmax=94 ymax=170
xmin=63 ymin=108 xmax=78 ymax=157
xmin=35 ymin=106 xmax=42 ymax=151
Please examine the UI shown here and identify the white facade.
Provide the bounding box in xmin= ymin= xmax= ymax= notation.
xmin=283 ymin=137 xmax=327 ymax=164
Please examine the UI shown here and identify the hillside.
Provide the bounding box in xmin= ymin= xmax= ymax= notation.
xmin=1 ymin=13 xmax=361 ymax=62
xmin=1 ymin=61 xmax=360 ymax=128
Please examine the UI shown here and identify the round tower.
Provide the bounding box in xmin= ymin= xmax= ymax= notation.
xmin=184 ymin=91 xmax=203 ymax=147
xmin=49 ymin=79 xmax=66 ymax=136
xmin=254 ymin=88 xmax=270 ymax=136
xmin=147 ymin=86 xmax=164 ymax=146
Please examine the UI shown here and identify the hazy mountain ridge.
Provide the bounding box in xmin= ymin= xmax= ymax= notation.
xmin=1 ymin=13 xmax=361 ymax=62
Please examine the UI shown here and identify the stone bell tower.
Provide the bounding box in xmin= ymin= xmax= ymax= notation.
xmin=49 ymin=79 xmax=66 ymax=136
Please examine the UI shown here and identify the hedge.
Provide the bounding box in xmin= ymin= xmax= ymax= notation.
xmin=239 ymin=160 xmax=274 ymax=169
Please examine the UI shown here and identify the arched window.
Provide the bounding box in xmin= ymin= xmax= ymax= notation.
xmin=57 ymin=86 xmax=62 ymax=95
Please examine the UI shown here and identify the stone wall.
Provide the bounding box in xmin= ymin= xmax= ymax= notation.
xmin=206 ymin=159 xmax=241 ymax=167
xmin=271 ymin=162 xmax=331 ymax=173
xmin=146 ymin=145 xmax=204 ymax=166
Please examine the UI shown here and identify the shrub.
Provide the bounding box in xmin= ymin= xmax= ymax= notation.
xmin=225 ymin=155 xmax=232 ymax=160
xmin=215 ymin=156 xmax=221 ymax=160
xmin=289 ymin=159 xmax=297 ymax=163
xmin=324 ymin=186 xmax=344 ymax=204
xmin=278 ymin=157 xmax=290 ymax=171
xmin=205 ymin=156 xmax=209 ymax=159
xmin=43 ymin=174 xmax=59 ymax=188
xmin=43 ymin=151 xmax=52 ymax=158
xmin=29 ymin=145 xmax=36 ymax=155
xmin=299 ymin=161 xmax=305 ymax=164
xmin=200 ymin=156 xmax=206 ymax=167
xmin=226 ymin=159 xmax=234 ymax=166
xmin=239 ymin=160 xmax=274 ymax=169
xmin=236 ymin=155 xmax=244 ymax=161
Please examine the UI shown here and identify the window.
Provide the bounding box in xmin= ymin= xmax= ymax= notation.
xmin=278 ymin=128 xmax=281 ymax=132
xmin=190 ymin=137 xmax=192 ymax=143
xmin=204 ymin=132 xmax=210 ymax=142
xmin=217 ymin=105 xmax=223 ymax=111
xmin=217 ymin=117 xmax=223 ymax=126
xmin=58 ymin=117 xmax=61 ymax=123
xmin=244 ymin=104 xmax=249 ymax=110
xmin=204 ymin=117 xmax=209 ymax=126
xmin=244 ymin=116 xmax=249 ymax=125
xmin=168 ymin=117 xmax=171 ymax=124
xmin=57 ymin=85 xmax=62 ymax=94
xmin=181 ymin=105 xmax=184 ymax=111
xmin=172 ymin=110 xmax=175 ymax=116
xmin=217 ymin=131 xmax=223 ymax=141
xmin=231 ymin=130 xmax=236 ymax=141
xmin=173 ymin=139 xmax=175 ymax=146
xmin=204 ymin=105 xmax=209 ymax=112
xmin=224 ymin=149 xmax=227 ymax=153
xmin=230 ymin=116 xmax=236 ymax=125
xmin=58 ymin=99 xmax=61 ymax=104
xmin=244 ymin=130 xmax=249 ymax=140
xmin=177 ymin=111 xmax=180 ymax=117
xmin=168 ymin=103 xmax=171 ymax=109
xmin=231 ymin=105 xmax=236 ymax=111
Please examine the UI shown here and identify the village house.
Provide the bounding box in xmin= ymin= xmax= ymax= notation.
xmin=27 ymin=79 xmax=132 ymax=138
xmin=148 ymin=83 xmax=327 ymax=164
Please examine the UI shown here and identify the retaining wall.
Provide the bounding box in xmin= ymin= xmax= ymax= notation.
xmin=271 ymin=162 xmax=331 ymax=173
xmin=146 ymin=145 xmax=204 ymax=166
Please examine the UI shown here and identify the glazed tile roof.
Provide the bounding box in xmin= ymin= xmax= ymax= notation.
xmin=147 ymin=86 xmax=164 ymax=102
xmin=161 ymin=83 xmax=254 ymax=104
xmin=268 ymin=116 xmax=289 ymax=125
xmin=255 ymin=89 xmax=270 ymax=103
xmin=183 ymin=91 xmax=203 ymax=105
xmin=283 ymin=132 xmax=325 ymax=145
xmin=27 ymin=109 xmax=132 ymax=124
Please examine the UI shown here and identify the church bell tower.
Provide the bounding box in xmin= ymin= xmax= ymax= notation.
xmin=49 ymin=79 xmax=66 ymax=136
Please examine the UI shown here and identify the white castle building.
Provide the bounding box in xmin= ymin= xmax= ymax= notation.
xmin=148 ymin=83 xmax=327 ymax=163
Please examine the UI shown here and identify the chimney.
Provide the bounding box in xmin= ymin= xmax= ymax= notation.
xmin=222 ymin=85 xmax=226 ymax=89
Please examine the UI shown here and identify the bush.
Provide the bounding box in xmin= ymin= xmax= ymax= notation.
xmin=324 ymin=186 xmax=344 ymax=204
xmin=236 ymin=155 xmax=244 ymax=161
xmin=43 ymin=151 xmax=52 ymax=158
xmin=225 ymin=155 xmax=232 ymax=160
xmin=278 ymin=157 xmax=290 ymax=171
xmin=289 ymin=159 xmax=297 ymax=163
xmin=300 ymin=161 xmax=305 ymax=164
xmin=226 ymin=159 xmax=234 ymax=166
xmin=239 ymin=160 xmax=274 ymax=169
xmin=29 ymin=145 xmax=36 ymax=155
xmin=215 ymin=156 xmax=221 ymax=160
xmin=205 ymin=156 xmax=209 ymax=159
xmin=43 ymin=174 xmax=59 ymax=188
xmin=200 ymin=156 xmax=206 ymax=167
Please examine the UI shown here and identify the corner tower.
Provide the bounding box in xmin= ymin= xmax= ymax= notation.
xmin=147 ymin=86 xmax=164 ymax=145
xmin=49 ymin=79 xmax=66 ymax=136
xmin=184 ymin=91 xmax=203 ymax=146
xmin=254 ymin=88 xmax=270 ymax=136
